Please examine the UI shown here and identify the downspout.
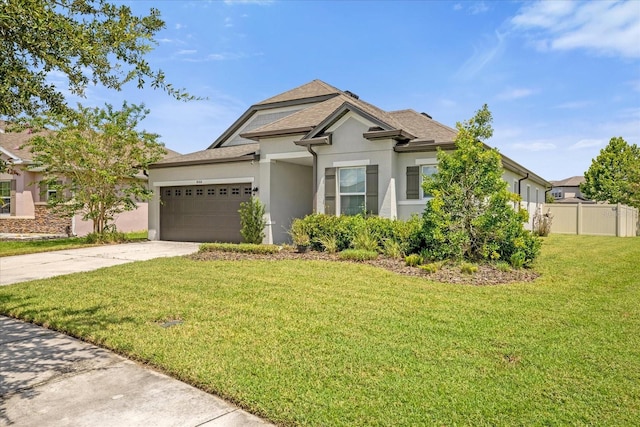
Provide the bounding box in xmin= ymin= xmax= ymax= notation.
xmin=306 ymin=145 xmax=318 ymax=212
xmin=517 ymin=173 xmax=529 ymax=209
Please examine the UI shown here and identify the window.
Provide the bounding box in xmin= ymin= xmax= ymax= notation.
xmin=175 ymin=189 xmax=181 ymax=196
xmin=231 ymin=187 xmax=240 ymax=195
xmin=219 ymin=188 xmax=228 ymax=196
xmin=196 ymin=188 xmax=203 ymax=196
xmin=513 ymin=179 xmax=519 ymax=194
xmin=338 ymin=167 xmax=366 ymax=215
xmin=165 ymin=189 xmax=172 ymax=197
xmin=185 ymin=189 xmax=192 ymax=196
xmin=421 ymin=165 xmax=438 ymax=199
xmin=0 ymin=181 xmax=10 ymax=214
xmin=207 ymin=188 xmax=215 ymax=196
xmin=244 ymin=187 xmax=252 ymax=196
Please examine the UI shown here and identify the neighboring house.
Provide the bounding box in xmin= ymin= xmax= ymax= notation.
xmin=148 ymin=80 xmax=550 ymax=244
xmin=0 ymin=121 xmax=177 ymax=235
xmin=549 ymin=176 xmax=594 ymax=203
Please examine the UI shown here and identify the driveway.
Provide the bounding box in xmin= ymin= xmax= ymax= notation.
xmin=0 ymin=241 xmax=200 ymax=286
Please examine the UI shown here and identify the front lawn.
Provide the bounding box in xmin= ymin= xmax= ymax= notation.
xmin=0 ymin=235 xmax=638 ymax=425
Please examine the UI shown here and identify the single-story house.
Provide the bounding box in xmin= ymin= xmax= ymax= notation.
xmin=0 ymin=121 xmax=173 ymax=236
xmin=148 ymin=80 xmax=550 ymax=244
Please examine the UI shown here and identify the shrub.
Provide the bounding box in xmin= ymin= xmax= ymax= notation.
xmin=405 ymin=253 xmax=422 ymax=267
xmin=495 ymin=261 xmax=512 ymax=272
xmin=460 ymin=262 xmax=478 ymax=275
xmin=338 ymin=249 xmax=378 ymax=261
xmin=532 ymin=208 xmax=553 ymax=237
xmin=316 ymin=234 xmax=338 ymax=253
xmin=238 ymin=197 xmax=266 ymax=244
xmin=289 ymin=219 xmax=311 ymax=246
xmin=85 ymin=231 xmax=126 ymax=244
xmin=419 ymin=263 xmax=440 ymax=274
xmin=382 ymin=239 xmax=403 ymax=259
xmin=352 ymin=227 xmax=380 ymax=252
xmin=199 ymin=242 xmax=280 ymax=254
xmin=510 ymin=251 xmax=526 ymax=269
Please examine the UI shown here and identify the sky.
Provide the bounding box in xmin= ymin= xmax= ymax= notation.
xmin=57 ymin=0 xmax=640 ymax=181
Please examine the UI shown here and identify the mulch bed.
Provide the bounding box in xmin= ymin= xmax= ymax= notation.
xmin=189 ymin=247 xmax=539 ymax=286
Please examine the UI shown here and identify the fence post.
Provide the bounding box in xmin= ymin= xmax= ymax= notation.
xmin=616 ymin=203 xmax=621 ymax=237
xmin=577 ymin=203 xmax=582 ymax=235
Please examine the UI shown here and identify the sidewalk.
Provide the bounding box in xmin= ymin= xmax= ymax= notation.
xmin=0 ymin=316 xmax=273 ymax=426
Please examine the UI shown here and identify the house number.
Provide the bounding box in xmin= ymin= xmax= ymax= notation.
xmin=195 ymin=180 xmax=203 ymax=184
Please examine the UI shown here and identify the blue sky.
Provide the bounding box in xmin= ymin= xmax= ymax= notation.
xmin=61 ymin=0 xmax=640 ymax=181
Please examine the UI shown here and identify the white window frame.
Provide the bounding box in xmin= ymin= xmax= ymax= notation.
xmin=420 ymin=164 xmax=438 ymax=200
xmin=0 ymin=180 xmax=10 ymax=215
xmin=337 ymin=166 xmax=366 ymax=216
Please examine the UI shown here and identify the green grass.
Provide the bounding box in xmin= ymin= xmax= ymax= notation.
xmin=1 ymin=235 xmax=639 ymax=425
xmin=0 ymin=231 xmax=148 ymax=257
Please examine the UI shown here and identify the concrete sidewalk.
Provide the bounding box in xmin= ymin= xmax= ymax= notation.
xmin=0 ymin=316 xmax=273 ymax=426
xmin=0 ymin=241 xmax=200 ymax=286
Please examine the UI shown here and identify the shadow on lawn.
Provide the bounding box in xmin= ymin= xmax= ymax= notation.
xmin=0 ymin=301 xmax=136 ymax=426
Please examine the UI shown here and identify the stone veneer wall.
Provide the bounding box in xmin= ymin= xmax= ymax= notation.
xmin=0 ymin=203 xmax=71 ymax=234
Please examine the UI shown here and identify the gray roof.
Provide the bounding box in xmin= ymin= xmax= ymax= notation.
xmin=151 ymin=143 xmax=259 ymax=168
xmin=388 ymin=110 xmax=457 ymax=143
xmin=256 ymin=80 xmax=342 ymax=105
xmin=550 ymin=176 xmax=585 ymax=187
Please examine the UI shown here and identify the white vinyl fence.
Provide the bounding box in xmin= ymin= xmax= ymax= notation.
xmin=542 ymin=203 xmax=638 ymax=237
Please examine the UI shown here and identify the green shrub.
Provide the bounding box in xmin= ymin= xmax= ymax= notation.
xmin=405 ymin=253 xmax=422 ymax=267
xmin=289 ymin=219 xmax=311 ymax=246
xmin=510 ymin=251 xmax=526 ymax=269
xmin=199 ymin=242 xmax=280 ymax=254
xmin=85 ymin=231 xmax=126 ymax=244
xmin=460 ymin=262 xmax=478 ymax=275
xmin=419 ymin=263 xmax=439 ymax=274
xmin=338 ymin=249 xmax=378 ymax=261
xmin=495 ymin=261 xmax=512 ymax=272
xmin=316 ymin=234 xmax=338 ymax=253
xmin=382 ymin=239 xmax=403 ymax=259
xmin=352 ymin=227 xmax=380 ymax=252
xmin=238 ymin=197 xmax=266 ymax=244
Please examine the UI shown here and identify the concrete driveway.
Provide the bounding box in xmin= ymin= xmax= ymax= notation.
xmin=0 ymin=241 xmax=200 ymax=286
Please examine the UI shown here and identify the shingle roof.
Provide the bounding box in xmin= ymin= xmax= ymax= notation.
xmin=0 ymin=121 xmax=52 ymax=162
xmin=151 ymin=143 xmax=259 ymax=168
xmin=388 ymin=109 xmax=457 ymax=143
xmin=550 ymin=176 xmax=585 ymax=187
xmin=256 ymin=80 xmax=342 ymax=105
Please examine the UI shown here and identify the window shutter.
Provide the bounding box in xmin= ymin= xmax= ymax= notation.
xmin=406 ymin=166 xmax=420 ymax=199
xmin=366 ymin=165 xmax=378 ymax=215
xmin=325 ymin=167 xmax=336 ymax=215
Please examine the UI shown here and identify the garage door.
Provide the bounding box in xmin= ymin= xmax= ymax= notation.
xmin=160 ymin=183 xmax=253 ymax=242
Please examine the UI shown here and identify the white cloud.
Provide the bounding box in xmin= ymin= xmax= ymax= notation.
xmin=455 ymin=31 xmax=506 ymax=80
xmin=553 ymin=100 xmax=593 ymax=109
xmin=568 ymin=139 xmax=606 ymax=150
xmin=453 ymin=3 xmax=463 ymax=11
xmin=497 ymin=88 xmax=536 ymax=100
xmin=511 ymin=0 xmax=640 ymax=58
xmin=176 ymin=49 xmax=197 ymax=55
xmin=224 ymin=17 xmax=233 ymax=27
xmin=511 ymin=141 xmax=557 ymax=151
xmin=469 ymin=2 xmax=489 ymax=15
xmin=629 ymin=79 xmax=640 ymax=92
xmin=175 ymin=23 xmax=186 ymax=30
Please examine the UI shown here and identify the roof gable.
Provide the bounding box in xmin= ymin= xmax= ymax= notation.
xmin=256 ymin=80 xmax=342 ymax=105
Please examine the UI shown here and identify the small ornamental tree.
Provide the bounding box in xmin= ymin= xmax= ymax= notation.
xmin=27 ymin=102 xmax=166 ymax=235
xmin=581 ymin=137 xmax=640 ymax=209
xmin=420 ymin=104 xmax=540 ymax=266
xmin=239 ymin=196 xmax=266 ymax=244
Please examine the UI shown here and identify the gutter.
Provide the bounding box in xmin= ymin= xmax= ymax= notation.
xmin=294 ymin=134 xmax=332 ymax=213
xmin=517 ymin=173 xmax=529 ymax=199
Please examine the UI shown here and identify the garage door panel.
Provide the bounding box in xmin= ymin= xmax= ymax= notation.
xmin=160 ymin=184 xmax=251 ymax=243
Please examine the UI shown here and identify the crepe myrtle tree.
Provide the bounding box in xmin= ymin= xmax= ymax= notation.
xmin=0 ymin=0 xmax=196 ymax=120
xmin=420 ymin=104 xmax=540 ymax=267
xmin=26 ymin=102 xmax=166 ymax=235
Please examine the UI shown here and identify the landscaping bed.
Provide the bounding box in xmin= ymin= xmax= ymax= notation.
xmin=191 ymin=246 xmax=539 ymax=285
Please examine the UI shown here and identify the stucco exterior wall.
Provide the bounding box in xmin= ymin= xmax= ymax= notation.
xmin=314 ymin=114 xmax=396 ymax=218
xmin=148 ymin=161 xmax=259 ymax=240
xmin=268 ymin=161 xmax=313 ymax=244
xmin=395 ymin=151 xmax=439 ymax=220
xmin=72 ymin=202 xmax=148 ymax=236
